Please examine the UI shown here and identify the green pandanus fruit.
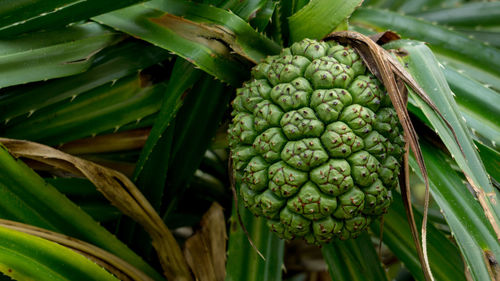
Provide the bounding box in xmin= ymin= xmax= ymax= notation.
xmin=229 ymin=38 xmax=404 ymax=244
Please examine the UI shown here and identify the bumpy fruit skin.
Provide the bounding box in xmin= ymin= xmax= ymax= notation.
xmin=229 ymin=39 xmax=405 ymax=244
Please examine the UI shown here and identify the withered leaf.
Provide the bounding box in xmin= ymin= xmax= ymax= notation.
xmin=184 ymin=203 xmax=227 ymax=281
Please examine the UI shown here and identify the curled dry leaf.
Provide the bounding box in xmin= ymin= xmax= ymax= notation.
xmin=184 ymin=202 xmax=227 ymax=281
xmin=0 ymin=219 xmax=152 ymax=281
xmin=0 ymin=138 xmax=193 ymax=281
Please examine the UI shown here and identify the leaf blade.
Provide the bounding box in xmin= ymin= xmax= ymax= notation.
xmin=0 ymin=39 xmax=170 ymax=123
xmin=322 ymin=233 xmax=388 ymax=281
xmin=288 ymin=0 xmax=363 ymax=42
xmin=93 ymin=3 xmax=265 ymax=85
xmin=0 ymin=0 xmax=147 ymax=36
xmin=409 ymin=140 xmax=500 ymax=281
xmin=351 ymin=8 xmax=500 ymax=89
xmin=3 ymin=73 xmax=166 ymax=145
xmin=370 ymin=192 xmax=466 ymax=281
xmin=0 ymin=22 xmax=121 ymax=88
xmin=225 ymin=204 xmax=284 ymax=281
xmin=146 ymin=0 xmax=281 ymax=62
xmin=384 ymin=39 xmax=500 ymax=240
xmin=0 ymin=225 xmax=120 ymax=281
xmin=410 ymin=2 xmax=500 ymax=28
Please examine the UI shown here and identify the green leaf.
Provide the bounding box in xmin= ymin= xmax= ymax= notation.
xmin=249 ymin=0 xmax=277 ymax=32
xmin=363 ymin=0 xmax=461 ymax=12
xmin=114 ymin=112 xmax=158 ymax=134
xmin=124 ymin=73 xmax=230 ymax=258
xmin=93 ymin=4 xmax=244 ymax=85
xmin=406 ymin=97 xmax=500 ymax=184
xmin=370 ymin=192 xmax=466 ymax=281
xmin=2 ymin=73 xmax=166 ymax=145
xmin=0 ymin=272 xmax=13 ymax=281
xmin=133 ymin=60 xmax=201 ymax=183
xmin=0 ymin=39 xmax=170 ymax=123
xmin=0 ymin=22 xmax=120 ymax=89
xmin=79 ymin=203 xmax=121 ymax=223
xmin=46 ymin=178 xmax=120 ymax=222
xmin=351 ymin=8 xmax=500 ymax=90
xmin=189 ymin=169 xmax=228 ymax=203
xmin=225 ymin=0 xmax=269 ymax=21
xmin=94 ymin=1 xmax=280 ymax=85
xmin=273 ymin=0 xmax=299 ymax=46
xmin=146 ymin=0 xmax=281 ymax=62
xmin=199 ymin=150 xmax=228 ymax=182
xmin=116 ymin=59 xmax=201 ymax=257
xmin=0 ymin=146 xmax=163 ymax=280
xmin=0 ymin=0 xmax=147 ymax=37
xmin=288 ymin=0 xmax=363 ymax=42
xmin=475 ymin=142 xmax=500 ymax=184
xmin=394 ymin=0 xmax=449 ymax=14
xmin=266 ymin=1 xmax=284 ymax=46
xmin=163 ymin=74 xmax=230 ymax=212
xmin=362 ymin=0 xmax=402 ymax=9
xmin=322 ymin=233 xmax=388 ymax=281
xmin=114 ymin=125 xmax=174 ymax=256
xmin=0 ymin=225 xmax=119 ymax=281
xmin=46 ymin=178 xmax=107 ymax=199
xmin=225 ymin=203 xmax=284 ymax=281
xmin=443 ymin=67 xmax=500 ymax=152
xmin=384 ymin=39 xmax=500 ymax=241
xmin=402 ymin=66 xmax=500 ymax=181
xmin=410 ymin=2 xmax=500 ymax=28
xmin=408 ymin=140 xmax=500 ymax=281
xmin=453 ymin=28 xmax=500 ymax=48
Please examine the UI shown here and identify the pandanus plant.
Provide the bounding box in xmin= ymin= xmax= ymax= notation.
xmin=0 ymin=0 xmax=498 ymax=281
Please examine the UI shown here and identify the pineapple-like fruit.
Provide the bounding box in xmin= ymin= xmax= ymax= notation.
xmin=229 ymin=39 xmax=405 ymax=244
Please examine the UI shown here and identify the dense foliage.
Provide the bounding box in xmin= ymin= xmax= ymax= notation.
xmin=0 ymin=0 xmax=498 ymax=281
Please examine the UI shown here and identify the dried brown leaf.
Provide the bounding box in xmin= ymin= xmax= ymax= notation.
xmin=184 ymin=203 xmax=227 ymax=281
xmin=485 ymin=250 xmax=500 ymax=281
xmin=0 ymin=138 xmax=192 ymax=281
xmin=369 ymin=31 xmax=401 ymax=45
